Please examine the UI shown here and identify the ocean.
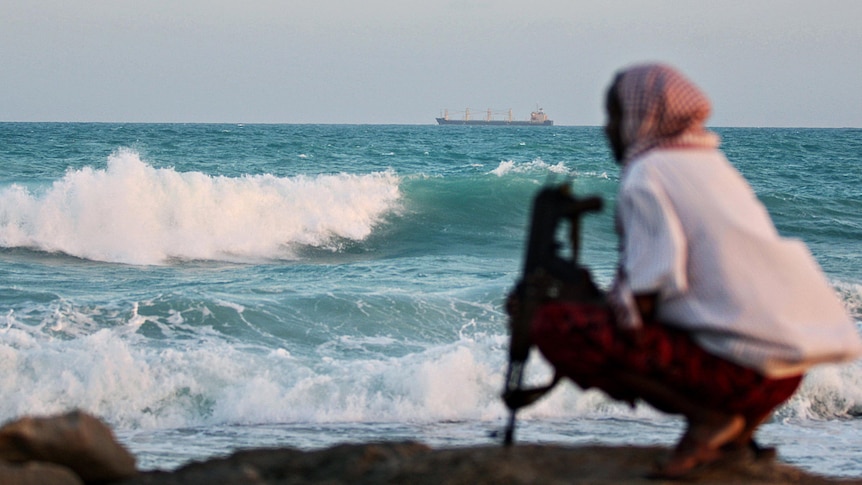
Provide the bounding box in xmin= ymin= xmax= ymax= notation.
xmin=1 ymin=123 xmax=860 ymax=477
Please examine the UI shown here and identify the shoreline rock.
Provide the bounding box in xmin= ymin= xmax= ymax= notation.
xmin=0 ymin=410 xmax=136 ymax=484
xmin=1 ymin=411 xmax=860 ymax=484
xmin=119 ymin=441 xmax=861 ymax=485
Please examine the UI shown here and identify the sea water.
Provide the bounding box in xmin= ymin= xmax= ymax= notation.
xmin=0 ymin=123 xmax=860 ymax=477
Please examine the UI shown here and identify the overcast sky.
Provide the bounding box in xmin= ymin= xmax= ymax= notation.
xmin=2 ymin=1 xmax=860 ymax=126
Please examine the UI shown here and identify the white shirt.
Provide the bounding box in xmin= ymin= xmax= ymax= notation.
xmin=617 ymin=148 xmax=862 ymax=377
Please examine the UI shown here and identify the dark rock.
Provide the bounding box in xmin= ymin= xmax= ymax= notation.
xmin=1 ymin=410 xmax=858 ymax=484
xmin=118 ymin=441 xmax=862 ymax=485
xmin=0 ymin=410 xmax=137 ymax=483
xmin=0 ymin=461 xmax=83 ymax=485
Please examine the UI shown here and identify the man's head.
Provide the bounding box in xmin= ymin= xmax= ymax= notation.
xmin=604 ymin=63 xmax=717 ymax=165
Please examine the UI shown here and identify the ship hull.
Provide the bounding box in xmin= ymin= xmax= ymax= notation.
xmin=435 ymin=118 xmax=553 ymax=126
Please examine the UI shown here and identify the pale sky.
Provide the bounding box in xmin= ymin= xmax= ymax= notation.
xmin=2 ymin=1 xmax=860 ymax=127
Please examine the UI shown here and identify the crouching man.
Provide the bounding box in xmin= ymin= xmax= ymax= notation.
xmin=520 ymin=63 xmax=862 ymax=478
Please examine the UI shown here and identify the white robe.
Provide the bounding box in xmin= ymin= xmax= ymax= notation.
xmin=617 ymin=148 xmax=862 ymax=377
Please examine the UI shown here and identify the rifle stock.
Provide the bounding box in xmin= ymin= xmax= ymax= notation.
xmin=502 ymin=184 xmax=603 ymax=446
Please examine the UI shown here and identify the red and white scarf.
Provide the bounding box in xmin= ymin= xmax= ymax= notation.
xmin=614 ymin=63 xmax=720 ymax=163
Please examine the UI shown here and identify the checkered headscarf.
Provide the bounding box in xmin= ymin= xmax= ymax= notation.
xmin=612 ymin=63 xmax=720 ymax=163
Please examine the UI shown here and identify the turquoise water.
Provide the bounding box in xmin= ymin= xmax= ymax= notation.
xmin=1 ymin=124 xmax=860 ymax=476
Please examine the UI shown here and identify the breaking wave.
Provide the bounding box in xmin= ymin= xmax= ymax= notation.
xmin=0 ymin=149 xmax=402 ymax=265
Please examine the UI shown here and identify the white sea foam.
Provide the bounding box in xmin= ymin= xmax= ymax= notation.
xmin=490 ymin=159 xmax=570 ymax=177
xmin=0 ymin=149 xmax=402 ymax=265
xmin=489 ymin=159 xmax=612 ymax=181
xmin=835 ymin=281 xmax=862 ymax=322
xmin=2 ymin=303 xmax=860 ymax=433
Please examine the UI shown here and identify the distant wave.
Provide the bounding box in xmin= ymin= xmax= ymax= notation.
xmin=489 ymin=159 xmax=611 ymax=181
xmin=490 ymin=159 xmax=569 ymax=176
xmin=0 ymin=149 xmax=402 ymax=265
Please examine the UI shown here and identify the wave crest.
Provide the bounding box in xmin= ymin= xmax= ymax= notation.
xmin=0 ymin=149 xmax=402 ymax=265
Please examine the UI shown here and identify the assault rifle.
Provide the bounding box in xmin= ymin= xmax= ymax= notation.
xmin=502 ymin=184 xmax=603 ymax=446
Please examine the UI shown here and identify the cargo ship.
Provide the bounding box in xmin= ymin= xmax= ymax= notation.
xmin=436 ymin=108 xmax=553 ymax=126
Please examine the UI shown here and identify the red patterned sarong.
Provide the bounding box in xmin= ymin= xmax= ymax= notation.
xmin=531 ymin=301 xmax=801 ymax=419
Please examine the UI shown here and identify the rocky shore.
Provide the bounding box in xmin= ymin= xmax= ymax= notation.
xmin=120 ymin=441 xmax=862 ymax=485
xmin=2 ymin=411 xmax=860 ymax=484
